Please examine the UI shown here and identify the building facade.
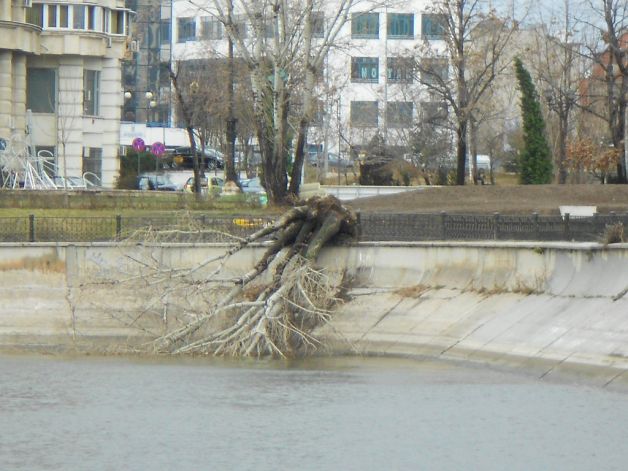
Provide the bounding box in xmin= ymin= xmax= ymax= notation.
xmin=168 ymin=0 xmax=447 ymax=160
xmin=0 ymin=1 xmax=132 ymax=187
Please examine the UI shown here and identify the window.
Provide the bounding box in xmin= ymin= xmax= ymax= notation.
xmin=87 ymin=6 xmax=96 ymax=31
xmin=234 ymin=15 xmax=248 ymax=38
xmin=351 ymin=12 xmax=379 ymax=39
xmin=73 ymin=5 xmax=85 ymax=29
xmin=60 ymin=5 xmax=68 ymax=28
xmin=312 ymin=12 xmax=325 ymax=38
xmin=387 ymin=57 xmax=414 ymax=83
xmin=386 ymin=102 xmax=413 ymax=128
xmin=26 ymin=4 xmax=44 ymax=27
xmin=201 ymin=17 xmax=222 ymax=40
xmin=27 ymin=68 xmax=56 ymax=113
xmin=422 ymin=14 xmax=446 ymax=40
xmin=110 ymin=10 xmax=125 ymax=35
xmin=83 ymin=70 xmax=100 ymax=116
xmin=47 ymin=5 xmax=57 ymax=28
xmin=420 ymin=101 xmax=448 ymax=124
xmin=160 ymin=20 xmax=171 ymax=43
xmin=177 ymin=17 xmax=196 ymax=42
xmin=82 ymin=147 xmax=102 ymax=182
xmin=387 ymin=13 xmax=414 ymax=38
xmin=350 ymin=101 xmax=378 ymax=127
xmin=420 ymin=58 xmax=448 ymax=85
xmin=351 ymin=57 xmax=379 ymax=83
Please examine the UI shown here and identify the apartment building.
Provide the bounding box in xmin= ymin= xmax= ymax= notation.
xmin=0 ymin=1 xmax=132 ymax=187
xmin=169 ymin=0 xmax=447 ymax=158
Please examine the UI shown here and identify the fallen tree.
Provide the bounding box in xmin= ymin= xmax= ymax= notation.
xmin=102 ymin=195 xmax=357 ymax=358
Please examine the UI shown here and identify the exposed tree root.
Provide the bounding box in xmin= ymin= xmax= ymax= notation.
xmin=113 ymin=195 xmax=356 ymax=358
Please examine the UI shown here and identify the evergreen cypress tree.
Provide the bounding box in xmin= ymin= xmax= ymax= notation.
xmin=514 ymin=57 xmax=553 ymax=184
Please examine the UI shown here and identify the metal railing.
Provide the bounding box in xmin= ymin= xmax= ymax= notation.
xmin=0 ymin=212 xmax=626 ymax=243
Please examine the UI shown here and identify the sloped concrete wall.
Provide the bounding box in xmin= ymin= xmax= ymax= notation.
xmin=1 ymin=241 xmax=628 ymax=387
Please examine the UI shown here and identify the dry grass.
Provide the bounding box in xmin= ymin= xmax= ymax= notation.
xmin=0 ymin=254 xmax=65 ymax=273
xmin=348 ymin=184 xmax=628 ymax=215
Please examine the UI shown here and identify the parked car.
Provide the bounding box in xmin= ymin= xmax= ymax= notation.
xmin=137 ymin=172 xmax=179 ymax=191
xmin=308 ymin=152 xmax=353 ymax=169
xmin=183 ymin=175 xmax=224 ymax=195
xmin=172 ymin=147 xmax=224 ymax=170
xmin=240 ymin=177 xmax=264 ymax=194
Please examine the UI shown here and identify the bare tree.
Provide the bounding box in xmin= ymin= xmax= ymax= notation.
xmin=413 ymin=0 xmax=517 ymax=185
xmin=579 ymin=0 xmax=628 ymax=183
xmin=527 ymin=1 xmax=585 ymax=183
xmin=185 ymin=0 xmax=364 ymax=203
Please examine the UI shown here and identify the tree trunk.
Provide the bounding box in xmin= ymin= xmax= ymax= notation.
xmin=455 ymin=120 xmax=468 ymax=185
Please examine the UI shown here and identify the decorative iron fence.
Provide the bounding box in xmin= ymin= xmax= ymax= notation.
xmin=358 ymin=212 xmax=628 ymax=242
xmin=0 ymin=212 xmax=626 ymax=243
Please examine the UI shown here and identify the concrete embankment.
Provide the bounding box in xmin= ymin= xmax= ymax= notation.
xmin=1 ymin=242 xmax=627 ymax=388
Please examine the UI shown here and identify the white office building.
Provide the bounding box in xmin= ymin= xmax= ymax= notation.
xmin=0 ymin=1 xmax=132 ymax=188
xmin=169 ymin=0 xmax=447 ymax=159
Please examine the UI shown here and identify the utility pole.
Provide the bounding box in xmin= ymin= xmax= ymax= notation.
xmin=225 ymin=0 xmax=238 ymax=183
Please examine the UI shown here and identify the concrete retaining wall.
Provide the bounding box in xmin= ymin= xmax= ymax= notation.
xmin=1 ymin=242 xmax=628 ymax=387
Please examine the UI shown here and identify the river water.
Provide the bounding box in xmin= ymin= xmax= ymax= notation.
xmin=1 ymin=354 xmax=627 ymax=471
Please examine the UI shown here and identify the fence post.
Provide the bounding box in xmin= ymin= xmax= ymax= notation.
xmin=533 ymin=212 xmax=539 ymax=240
xmin=115 ymin=214 xmax=122 ymax=241
xmin=493 ymin=212 xmax=500 ymax=240
xmin=440 ymin=211 xmax=447 ymax=240
xmin=563 ymin=213 xmax=570 ymax=240
xmin=28 ymin=214 xmax=35 ymax=242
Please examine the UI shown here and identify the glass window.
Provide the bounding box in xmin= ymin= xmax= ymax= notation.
xmin=26 ymin=4 xmax=44 ymax=27
xmin=73 ymin=5 xmax=85 ymax=29
xmin=351 ymin=57 xmax=379 ymax=83
xmin=83 ymin=148 xmax=102 ymax=181
xmin=110 ymin=10 xmax=125 ymax=35
xmin=201 ymin=17 xmax=222 ymax=40
xmin=47 ymin=5 xmax=57 ymax=28
xmin=83 ymin=70 xmax=100 ymax=116
xmin=420 ymin=101 xmax=448 ymax=124
xmin=387 ymin=13 xmax=414 ymax=38
xmin=60 ymin=5 xmax=68 ymax=28
xmin=422 ymin=14 xmax=446 ymax=40
xmin=160 ymin=20 xmax=171 ymax=43
xmin=177 ymin=18 xmax=196 ymax=42
xmin=234 ymin=15 xmax=247 ymax=38
xmin=312 ymin=12 xmax=325 ymax=38
xmin=350 ymin=101 xmax=378 ymax=127
xmin=387 ymin=57 xmax=414 ymax=83
xmin=351 ymin=12 xmax=379 ymax=39
xmin=27 ymin=68 xmax=56 ymax=114
xmin=87 ymin=6 xmax=96 ymax=30
xmin=420 ymin=58 xmax=449 ymax=85
xmin=386 ymin=102 xmax=413 ymax=128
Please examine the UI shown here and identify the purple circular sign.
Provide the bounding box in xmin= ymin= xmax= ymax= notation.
xmin=132 ymin=137 xmax=145 ymax=152
xmin=151 ymin=141 xmax=166 ymax=157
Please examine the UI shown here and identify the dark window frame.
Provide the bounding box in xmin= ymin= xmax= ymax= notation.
xmin=351 ymin=12 xmax=379 ymax=39
xmin=386 ymin=101 xmax=413 ymax=128
xmin=27 ymin=68 xmax=56 ymax=114
xmin=350 ymin=101 xmax=378 ymax=128
xmin=387 ymin=13 xmax=414 ymax=39
xmin=387 ymin=57 xmax=415 ymax=83
xmin=422 ymin=13 xmax=446 ymax=40
xmin=351 ymin=57 xmax=379 ymax=83
xmin=177 ymin=17 xmax=196 ymax=42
